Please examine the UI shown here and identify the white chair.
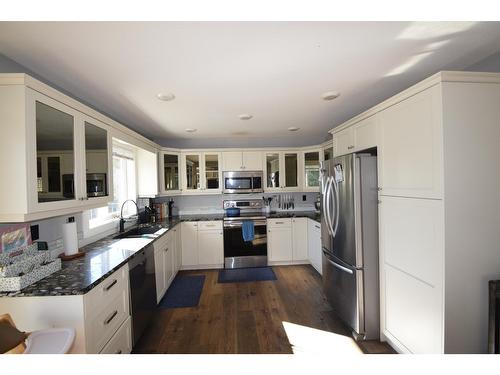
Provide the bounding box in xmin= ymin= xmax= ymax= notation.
xmin=1 ymin=314 xmax=75 ymax=354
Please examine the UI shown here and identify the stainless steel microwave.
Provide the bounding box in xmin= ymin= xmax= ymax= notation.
xmin=222 ymin=171 xmax=263 ymax=194
xmin=63 ymin=173 xmax=107 ymax=198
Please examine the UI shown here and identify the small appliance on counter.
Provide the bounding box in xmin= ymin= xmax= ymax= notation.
xmin=223 ymin=199 xmax=267 ymax=269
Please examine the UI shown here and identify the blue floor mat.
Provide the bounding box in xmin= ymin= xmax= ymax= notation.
xmin=158 ymin=275 xmax=205 ymax=309
xmin=217 ymin=267 xmax=277 ymax=283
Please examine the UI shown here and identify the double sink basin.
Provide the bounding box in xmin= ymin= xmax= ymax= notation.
xmin=113 ymin=224 xmax=167 ymax=239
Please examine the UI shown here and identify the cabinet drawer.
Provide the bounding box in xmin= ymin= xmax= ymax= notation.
xmin=198 ymin=221 xmax=223 ymax=231
xmin=99 ymin=316 xmax=132 ymax=354
xmin=267 ymin=218 xmax=292 ymax=228
xmin=85 ymin=286 xmax=130 ymax=353
xmin=84 ymin=264 xmax=129 ymax=317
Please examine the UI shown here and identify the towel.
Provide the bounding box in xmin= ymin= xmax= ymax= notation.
xmin=242 ymin=220 xmax=255 ymax=242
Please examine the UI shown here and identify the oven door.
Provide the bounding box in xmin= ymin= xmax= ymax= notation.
xmin=223 ymin=176 xmax=253 ymax=194
xmin=223 ymin=219 xmax=267 ymax=268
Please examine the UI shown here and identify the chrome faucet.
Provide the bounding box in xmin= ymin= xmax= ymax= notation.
xmin=119 ymin=199 xmax=140 ymax=232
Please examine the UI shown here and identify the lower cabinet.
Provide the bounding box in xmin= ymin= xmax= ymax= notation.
xmin=154 ymin=229 xmax=177 ymax=304
xmin=307 ymin=219 xmax=322 ymax=275
xmin=198 ymin=228 xmax=224 ymax=266
xmin=384 ymin=265 xmax=443 ymax=354
xmin=292 ymin=218 xmax=308 ymax=263
xmin=99 ymin=316 xmax=132 ymax=354
xmin=181 ymin=222 xmax=199 ymax=267
xmin=268 ymin=217 xmax=321 ymax=268
xmin=268 ymin=219 xmax=293 ymax=263
xmin=0 ymin=263 xmax=133 ymax=353
xmin=182 ymin=221 xmax=223 ymax=269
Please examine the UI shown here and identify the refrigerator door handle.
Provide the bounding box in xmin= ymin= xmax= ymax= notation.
xmin=323 ymin=252 xmax=354 ymax=274
xmin=324 ymin=177 xmax=334 ymax=237
xmin=332 ymin=177 xmax=340 ymax=236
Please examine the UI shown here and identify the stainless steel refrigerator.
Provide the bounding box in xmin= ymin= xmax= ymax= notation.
xmin=320 ymin=153 xmax=380 ymax=340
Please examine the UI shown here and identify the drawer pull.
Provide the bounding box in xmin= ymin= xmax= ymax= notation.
xmin=315 ymin=225 xmax=320 ymax=229
xmin=116 ymin=350 xmax=122 ymax=354
xmin=104 ymin=310 xmax=118 ymax=325
xmin=274 ymin=221 xmax=284 ymax=224
xmin=104 ymin=279 xmax=118 ymax=292
xmin=348 ymin=145 xmax=354 ymax=150
xmin=165 ymin=247 xmax=169 ymax=252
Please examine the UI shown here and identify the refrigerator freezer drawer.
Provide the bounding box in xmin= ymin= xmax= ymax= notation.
xmin=322 ymin=251 xmax=364 ymax=337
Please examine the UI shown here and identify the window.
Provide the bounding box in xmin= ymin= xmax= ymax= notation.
xmin=87 ymin=141 xmax=137 ymax=230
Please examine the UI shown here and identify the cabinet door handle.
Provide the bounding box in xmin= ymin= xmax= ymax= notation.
xmin=348 ymin=145 xmax=354 ymax=150
xmin=104 ymin=310 xmax=118 ymax=325
xmin=165 ymin=247 xmax=169 ymax=252
xmin=115 ymin=350 xmax=122 ymax=354
xmin=104 ymin=279 xmax=118 ymax=291
xmin=315 ymin=225 xmax=320 ymax=229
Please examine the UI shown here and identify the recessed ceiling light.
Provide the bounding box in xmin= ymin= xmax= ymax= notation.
xmin=185 ymin=128 xmax=197 ymax=133
xmin=288 ymin=127 xmax=300 ymax=132
xmin=157 ymin=93 xmax=176 ymax=101
xmin=321 ymin=91 xmax=340 ymax=101
xmin=238 ymin=114 xmax=253 ymax=120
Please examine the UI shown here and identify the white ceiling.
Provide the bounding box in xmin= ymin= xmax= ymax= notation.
xmin=1 ymin=21 xmax=500 ymax=148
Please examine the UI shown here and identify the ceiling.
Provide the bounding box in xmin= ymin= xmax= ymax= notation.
xmin=2 ymin=21 xmax=500 ymax=148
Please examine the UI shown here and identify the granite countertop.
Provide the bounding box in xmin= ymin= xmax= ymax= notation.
xmin=0 ymin=211 xmax=319 ymax=298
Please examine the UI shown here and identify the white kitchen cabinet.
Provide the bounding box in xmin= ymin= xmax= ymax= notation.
xmin=379 ymin=196 xmax=444 ymax=287
xmin=159 ymin=151 xmax=181 ymax=194
xmin=264 ymin=151 xmax=300 ymax=192
xmin=292 ymin=218 xmax=309 ymax=263
xmin=1 ymin=264 xmax=131 ymax=354
xmin=332 ymin=115 xmax=377 ymax=157
xmin=307 ymin=219 xmax=322 ymax=275
xmin=173 ymin=226 xmax=182 ymax=273
xmin=268 ymin=219 xmax=293 ymax=263
xmin=198 ymin=226 xmax=224 ymax=266
xmin=181 ymin=152 xmax=222 ymax=194
xmin=352 ymin=114 xmax=378 ymax=152
xmin=154 ymin=230 xmax=176 ymax=303
xmin=333 ymin=127 xmax=354 ymax=156
xmin=181 ymin=222 xmax=199 ymax=267
xmin=180 ymin=221 xmax=223 ymax=269
xmin=302 ymin=149 xmax=321 ymax=191
xmin=0 ymin=82 xmax=115 ymax=221
xmin=384 ymin=265 xmax=442 ymax=354
xmin=136 ymin=147 xmax=158 ymax=197
xmin=99 ymin=316 xmax=132 ymax=354
xmin=378 ymin=85 xmax=443 ymax=199
xmin=222 ymin=151 xmax=263 ymax=171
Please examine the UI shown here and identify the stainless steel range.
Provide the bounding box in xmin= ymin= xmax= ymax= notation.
xmin=223 ymin=199 xmax=267 ymax=269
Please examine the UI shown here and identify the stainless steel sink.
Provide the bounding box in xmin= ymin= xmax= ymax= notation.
xmin=113 ymin=225 xmax=164 ymax=239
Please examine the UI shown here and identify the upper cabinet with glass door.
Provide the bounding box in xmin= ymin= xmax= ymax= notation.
xmin=35 ymin=100 xmax=77 ymax=205
xmin=83 ymin=117 xmax=111 ymax=206
xmin=179 ymin=152 xmax=221 ymax=194
xmin=202 ymin=153 xmax=221 ymax=193
xmin=303 ymin=150 xmax=320 ymax=191
xmin=0 ymin=77 xmax=114 ymax=222
xmin=263 ymin=151 xmax=300 ymax=192
xmin=160 ymin=152 xmax=181 ymax=194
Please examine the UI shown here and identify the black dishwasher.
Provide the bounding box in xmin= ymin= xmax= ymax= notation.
xmin=128 ymin=245 xmax=157 ymax=347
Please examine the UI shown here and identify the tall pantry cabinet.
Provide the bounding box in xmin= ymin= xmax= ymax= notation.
xmin=331 ymin=71 xmax=500 ymax=354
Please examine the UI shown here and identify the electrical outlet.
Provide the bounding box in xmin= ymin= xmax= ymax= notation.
xmin=30 ymin=225 xmax=39 ymax=241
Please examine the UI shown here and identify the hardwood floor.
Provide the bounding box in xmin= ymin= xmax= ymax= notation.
xmin=133 ymin=265 xmax=395 ymax=354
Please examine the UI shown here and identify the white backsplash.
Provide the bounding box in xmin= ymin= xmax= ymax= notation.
xmin=154 ymin=192 xmax=319 ymax=215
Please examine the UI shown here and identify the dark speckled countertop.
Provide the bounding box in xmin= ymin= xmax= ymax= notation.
xmin=0 ymin=211 xmax=319 ymax=298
